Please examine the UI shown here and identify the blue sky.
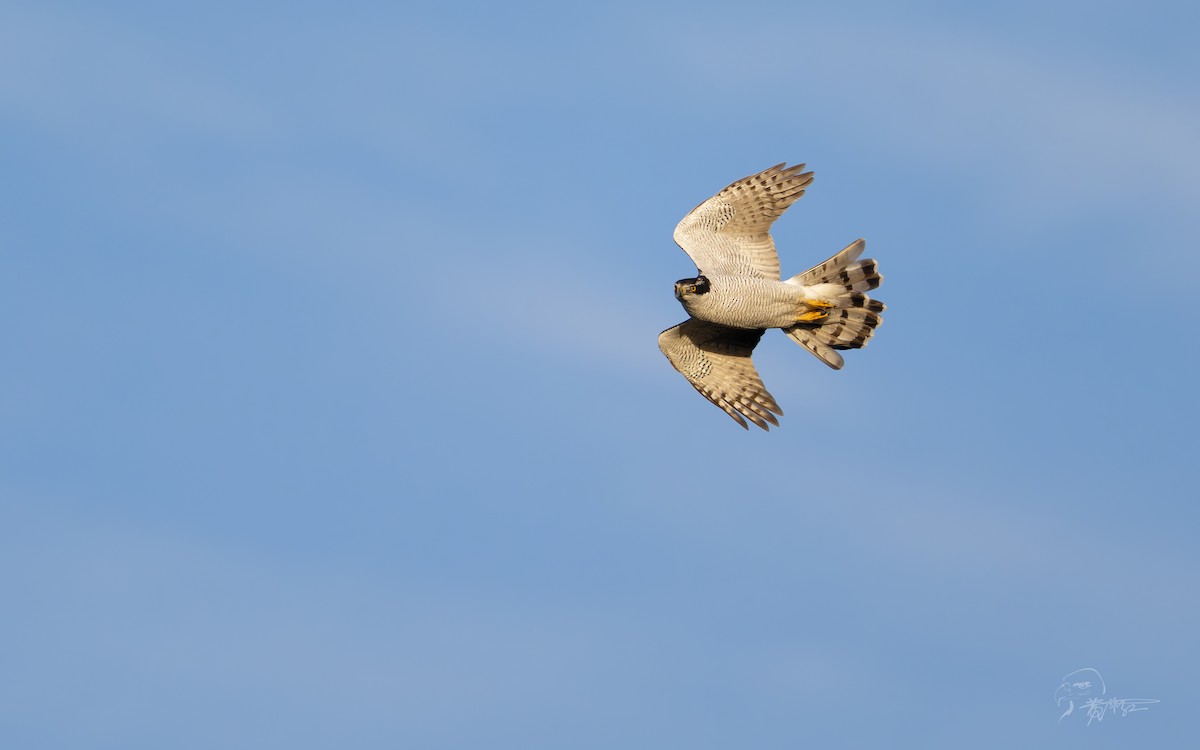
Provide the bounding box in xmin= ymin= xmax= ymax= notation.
xmin=3 ymin=1 xmax=1198 ymax=747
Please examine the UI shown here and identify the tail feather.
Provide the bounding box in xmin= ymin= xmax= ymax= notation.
xmin=783 ymin=239 xmax=885 ymax=369
xmin=783 ymin=328 xmax=845 ymax=369
xmin=791 ymin=239 xmax=866 ymax=285
xmin=808 ymin=308 xmax=883 ymax=349
xmin=831 ymin=260 xmax=881 ymax=293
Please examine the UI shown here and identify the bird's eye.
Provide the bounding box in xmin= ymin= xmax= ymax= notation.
xmin=688 ymin=285 xmax=698 ymax=293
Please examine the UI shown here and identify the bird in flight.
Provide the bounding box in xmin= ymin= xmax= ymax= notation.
xmin=658 ymin=163 xmax=885 ymax=430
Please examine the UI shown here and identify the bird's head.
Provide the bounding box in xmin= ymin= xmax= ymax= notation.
xmin=674 ymin=275 xmax=711 ymax=301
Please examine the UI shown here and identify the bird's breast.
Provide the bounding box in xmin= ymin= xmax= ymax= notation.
xmin=679 ymin=276 xmax=801 ymax=329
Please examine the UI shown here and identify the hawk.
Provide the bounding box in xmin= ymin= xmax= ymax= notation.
xmin=658 ymin=163 xmax=885 ymax=430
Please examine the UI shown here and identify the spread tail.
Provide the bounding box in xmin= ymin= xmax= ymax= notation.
xmin=782 ymin=239 xmax=885 ymax=369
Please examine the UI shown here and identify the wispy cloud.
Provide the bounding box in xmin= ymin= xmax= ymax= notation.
xmin=654 ymin=14 xmax=1200 ymax=221
xmin=0 ymin=6 xmax=270 ymax=143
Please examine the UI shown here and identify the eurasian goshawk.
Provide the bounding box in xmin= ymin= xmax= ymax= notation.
xmin=658 ymin=163 xmax=885 ymax=430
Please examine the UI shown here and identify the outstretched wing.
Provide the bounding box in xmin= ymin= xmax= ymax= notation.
xmin=673 ymin=163 xmax=814 ymax=280
xmin=657 ymin=319 xmax=782 ymax=430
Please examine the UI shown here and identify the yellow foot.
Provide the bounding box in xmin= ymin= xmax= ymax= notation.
xmin=796 ymin=299 xmax=835 ymax=323
xmin=796 ymin=309 xmax=830 ymax=323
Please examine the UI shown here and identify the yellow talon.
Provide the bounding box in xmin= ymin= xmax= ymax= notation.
xmin=797 ymin=299 xmax=835 ymax=323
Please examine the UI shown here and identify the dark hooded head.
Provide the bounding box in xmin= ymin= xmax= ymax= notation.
xmin=673 ymin=275 xmax=710 ymax=301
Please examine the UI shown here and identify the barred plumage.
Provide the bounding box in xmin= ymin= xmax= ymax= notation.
xmin=782 ymin=239 xmax=886 ymax=369
xmin=659 ymin=163 xmax=886 ymax=430
xmin=657 ymin=320 xmax=781 ymax=430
